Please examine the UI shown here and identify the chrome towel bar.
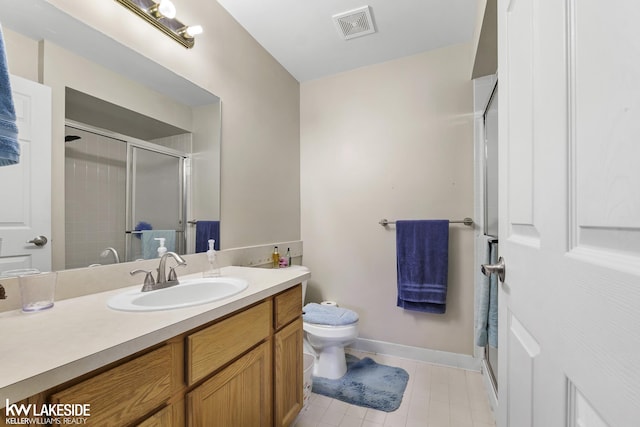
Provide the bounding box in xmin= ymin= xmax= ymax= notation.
xmin=379 ymin=217 xmax=474 ymax=227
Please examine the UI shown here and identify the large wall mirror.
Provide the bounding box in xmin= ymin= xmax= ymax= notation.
xmin=0 ymin=0 xmax=221 ymax=272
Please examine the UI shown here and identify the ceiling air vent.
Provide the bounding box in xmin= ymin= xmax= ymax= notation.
xmin=332 ymin=6 xmax=376 ymax=40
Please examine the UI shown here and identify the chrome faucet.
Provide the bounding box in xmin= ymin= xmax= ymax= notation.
xmin=100 ymin=247 xmax=120 ymax=264
xmin=130 ymin=251 xmax=187 ymax=292
xmin=157 ymin=251 xmax=187 ymax=286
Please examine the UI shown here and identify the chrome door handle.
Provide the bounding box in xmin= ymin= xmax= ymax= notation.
xmin=481 ymin=256 xmax=506 ymax=283
xmin=26 ymin=235 xmax=48 ymax=247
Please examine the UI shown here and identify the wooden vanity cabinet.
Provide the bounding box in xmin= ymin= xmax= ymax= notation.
xmin=273 ymin=285 xmax=304 ymax=427
xmin=15 ymin=284 xmax=304 ymax=427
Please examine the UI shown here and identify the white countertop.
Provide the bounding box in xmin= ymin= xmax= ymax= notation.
xmin=0 ymin=266 xmax=309 ymax=406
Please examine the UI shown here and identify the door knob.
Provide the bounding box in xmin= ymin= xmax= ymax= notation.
xmin=26 ymin=235 xmax=48 ymax=247
xmin=481 ymin=256 xmax=505 ymax=282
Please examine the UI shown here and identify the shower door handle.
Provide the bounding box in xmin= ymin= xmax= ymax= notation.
xmin=481 ymin=257 xmax=506 ymax=283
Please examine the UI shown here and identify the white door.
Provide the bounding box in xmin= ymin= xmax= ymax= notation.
xmin=497 ymin=0 xmax=640 ymax=426
xmin=0 ymin=75 xmax=52 ymax=273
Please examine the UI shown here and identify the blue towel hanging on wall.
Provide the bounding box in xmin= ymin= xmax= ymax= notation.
xmin=0 ymin=23 xmax=20 ymax=167
xmin=396 ymin=220 xmax=450 ymax=314
xmin=195 ymin=221 xmax=220 ymax=252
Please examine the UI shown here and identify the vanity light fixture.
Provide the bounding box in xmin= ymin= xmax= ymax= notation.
xmin=115 ymin=0 xmax=202 ymax=49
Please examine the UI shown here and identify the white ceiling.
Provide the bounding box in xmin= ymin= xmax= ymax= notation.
xmin=216 ymin=0 xmax=478 ymax=82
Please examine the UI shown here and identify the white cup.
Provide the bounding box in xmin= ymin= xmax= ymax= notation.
xmin=18 ymin=271 xmax=57 ymax=312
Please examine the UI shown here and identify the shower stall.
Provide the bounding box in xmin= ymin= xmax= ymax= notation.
xmin=64 ymin=123 xmax=188 ymax=268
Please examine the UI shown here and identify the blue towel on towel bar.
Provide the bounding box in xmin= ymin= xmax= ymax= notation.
xmin=303 ymin=303 xmax=359 ymax=326
xmin=487 ymin=241 xmax=499 ymax=347
xmin=195 ymin=220 xmax=220 ymax=252
xmin=396 ymin=220 xmax=449 ymax=314
xmin=0 ymin=23 xmax=20 ymax=166
xmin=476 ymin=237 xmax=499 ymax=347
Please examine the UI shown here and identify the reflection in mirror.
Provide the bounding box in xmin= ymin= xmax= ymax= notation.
xmin=64 ymin=89 xmax=192 ymax=268
xmin=64 ymin=123 xmax=188 ymax=268
xmin=0 ymin=0 xmax=221 ymax=273
xmin=63 ymin=87 xmax=219 ymax=270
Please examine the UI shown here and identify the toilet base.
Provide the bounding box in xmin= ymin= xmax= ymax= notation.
xmin=313 ymin=345 xmax=347 ymax=380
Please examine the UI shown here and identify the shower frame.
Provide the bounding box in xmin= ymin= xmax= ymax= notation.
xmin=65 ymin=120 xmax=188 ymax=265
xmin=481 ymin=80 xmax=499 ymax=394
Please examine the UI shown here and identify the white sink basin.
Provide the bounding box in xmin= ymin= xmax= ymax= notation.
xmin=107 ymin=277 xmax=249 ymax=312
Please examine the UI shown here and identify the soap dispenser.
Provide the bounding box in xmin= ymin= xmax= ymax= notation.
xmin=203 ymin=239 xmax=221 ymax=277
xmin=154 ymin=238 xmax=167 ymax=258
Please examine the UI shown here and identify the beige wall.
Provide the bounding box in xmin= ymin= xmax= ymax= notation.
xmin=2 ymin=30 xmax=39 ymax=81
xmin=300 ymin=44 xmax=475 ymax=355
xmin=5 ymin=0 xmax=301 ymax=253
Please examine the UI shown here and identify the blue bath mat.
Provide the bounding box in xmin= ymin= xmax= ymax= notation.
xmin=311 ymin=354 xmax=409 ymax=412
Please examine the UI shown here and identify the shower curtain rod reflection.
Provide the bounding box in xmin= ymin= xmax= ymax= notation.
xmin=378 ymin=217 xmax=474 ymax=227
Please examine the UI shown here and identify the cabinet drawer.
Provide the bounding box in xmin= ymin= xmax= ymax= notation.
xmin=274 ymin=284 xmax=302 ymax=330
xmin=50 ymin=342 xmax=181 ymax=427
xmin=187 ymin=300 xmax=272 ymax=385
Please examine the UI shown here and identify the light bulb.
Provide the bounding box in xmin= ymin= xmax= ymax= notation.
xmin=186 ymin=25 xmax=203 ymax=37
xmin=158 ymin=0 xmax=176 ymax=19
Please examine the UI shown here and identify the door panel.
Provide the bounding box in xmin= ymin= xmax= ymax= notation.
xmin=569 ymin=0 xmax=640 ymax=269
xmin=505 ymin=0 xmax=535 ymax=230
xmin=506 ymin=314 xmax=539 ymax=427
xmin=0 ymin=76 xmax=51 ymax=273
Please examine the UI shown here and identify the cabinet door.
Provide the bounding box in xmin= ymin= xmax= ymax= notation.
xmin=274 ymin=317 xmax=303 ymax=427
xmin=187 ymin=341 xmax=272 ymax=427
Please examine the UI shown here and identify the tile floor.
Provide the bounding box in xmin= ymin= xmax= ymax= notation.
xmin=293 ymin=350 xmax=496 ymax=427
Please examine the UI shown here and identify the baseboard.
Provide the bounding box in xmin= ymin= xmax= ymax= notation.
xmin=349 ymin=338 xmax=482 ymax=372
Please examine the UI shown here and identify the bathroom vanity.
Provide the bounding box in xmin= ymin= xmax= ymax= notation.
xmin=0 ymin=266 xmax=307 ymax=427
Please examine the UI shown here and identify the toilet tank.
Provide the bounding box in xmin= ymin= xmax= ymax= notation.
xmin=287 ymin=265 xmax=310 ymax=304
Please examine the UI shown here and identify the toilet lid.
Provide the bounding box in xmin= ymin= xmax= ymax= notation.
xmin=302 ymin=303 xmax=359 ymax=326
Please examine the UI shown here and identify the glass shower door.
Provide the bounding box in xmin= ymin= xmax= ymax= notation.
xmin=483 ymin=82 xmax=499 ymax=392
xmin=127 ymin=146 xmax=185 ymax=261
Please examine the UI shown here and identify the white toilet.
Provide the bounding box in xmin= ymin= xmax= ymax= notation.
xmin=289 ymin=265 xmax=359 ymax=380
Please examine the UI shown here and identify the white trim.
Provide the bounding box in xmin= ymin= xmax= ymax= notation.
xmin=482 ymin=359 xmax=499 ymax=415
xmin=349 ymin=338 xmax=482 ymax=372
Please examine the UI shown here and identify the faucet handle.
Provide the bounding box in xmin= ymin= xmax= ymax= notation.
xmin=167 ymin=263 xmax=186 ymax=282
xmin=130 ymin=269 xmax=156 ymax=292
